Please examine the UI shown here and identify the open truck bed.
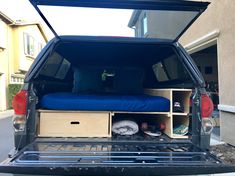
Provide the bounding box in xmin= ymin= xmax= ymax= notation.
xmin=2 ymin=139 xmax=234 ymax=175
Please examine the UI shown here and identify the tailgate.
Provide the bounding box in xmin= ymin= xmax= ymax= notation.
xmin=1 ymin=139 xmax=235 ymax=175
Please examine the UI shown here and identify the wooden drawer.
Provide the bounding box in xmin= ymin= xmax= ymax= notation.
xmin=38 ymin=112 xmax=111 ymax=137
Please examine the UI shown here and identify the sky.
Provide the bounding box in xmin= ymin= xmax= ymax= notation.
xmin=0 ymin=0 xmax=134 ymax=39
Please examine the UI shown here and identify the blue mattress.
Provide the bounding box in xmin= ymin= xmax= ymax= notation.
xmin=41 ymin=93 xmax=170 ymax=112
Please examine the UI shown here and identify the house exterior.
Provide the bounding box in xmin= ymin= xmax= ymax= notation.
xmin=180 ymin=0 xmax=235 ymax=146
xmin=0 ymin=11 xmax=48 ymax=111
xmin=128 ymin=0 xmax=235 ymax=146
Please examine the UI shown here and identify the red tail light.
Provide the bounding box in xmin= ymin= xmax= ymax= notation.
xmin=201 ymin=94 xmax=214 ymax=118
xmin=12 ymin=90 xmax=28 ymax=115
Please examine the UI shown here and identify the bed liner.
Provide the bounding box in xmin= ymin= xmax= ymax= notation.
xmin=2 ymin=138 xmax=234 ymax=175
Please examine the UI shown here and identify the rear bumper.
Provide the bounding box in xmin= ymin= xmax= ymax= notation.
xmin=1 ymin=139 xmax=235 ymax=175
xmin=1 ymin=163 xmax=235 ymax=175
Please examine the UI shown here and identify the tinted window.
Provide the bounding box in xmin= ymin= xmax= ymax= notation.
xmin=40 ymin=52 xmax=70 ymax=79
xmin=38 ymin=6 xmax=199 ymax=40
xmin=55 ymin=59 xmax=71 ymax=79
xmin=152 ymin=62 xmax=169 ymax=82
xmin=153 ymin=55 xmax=189 ymax=82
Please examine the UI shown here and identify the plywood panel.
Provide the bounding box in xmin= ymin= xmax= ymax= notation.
xmin=144 ymin=89 xmax=172 ymax=100
xmin=153 ymin=114 xmax=172 ymax=137
xmin=38 ymin=109 xmax=170 ymax=115
xmin=144 ymin=89 xmax=172 ymax=113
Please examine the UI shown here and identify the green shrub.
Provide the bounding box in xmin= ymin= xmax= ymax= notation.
xmin=8 ymin=84 xmax=22 ymax=109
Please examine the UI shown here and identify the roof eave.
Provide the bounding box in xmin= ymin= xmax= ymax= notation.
xmin=0 ymin=11 xmax=14 ymax=24
xmin=11 ymin=22 xmax=48 ymax=42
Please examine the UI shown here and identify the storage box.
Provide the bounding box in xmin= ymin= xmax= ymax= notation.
xmin=38 ymin=111 xmax=111 ymax=137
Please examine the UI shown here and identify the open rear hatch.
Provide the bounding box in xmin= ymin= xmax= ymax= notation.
xmin=28 ymin=0 xmax=209 ymax=41
xmin=1 ymin=139 xmax=235 ymax=175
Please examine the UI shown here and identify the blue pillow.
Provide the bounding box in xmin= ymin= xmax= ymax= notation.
xmin=73 ymin=67 xmax=103 ymax=93
xmin=73 ymin=67 xmax=144 ymax=94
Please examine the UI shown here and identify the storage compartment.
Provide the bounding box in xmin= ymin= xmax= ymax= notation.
xmin=172 ymin=90 xmax=191 ymax=114
xmin=38 ymin=110 xmax=112 ymax=137
xmin=145 ymin=89 xmax=192 ymax=138
xmin=172 ymin=115 xmax=189 ymax=138
xmin=111 ymin=113 xmax=170 ymax=139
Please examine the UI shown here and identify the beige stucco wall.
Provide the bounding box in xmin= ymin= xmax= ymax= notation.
xmin=0 ymin=20 xmax=13 ymax=111
xmin=14 ymin=25 xmax=46 ymax=73
xmin=11 ymin=26 xmax=20 ymax=74
xmin=180 ymin=0 xmax=235 ymax=145
xmin=180 ymin=0 xmax=235 ymax=106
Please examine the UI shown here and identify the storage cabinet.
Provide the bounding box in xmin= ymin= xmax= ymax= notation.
xmin=38 ymin=89 xmax=191 ymax=139
xmin=144 ymin=89 xmax=192 ymax=138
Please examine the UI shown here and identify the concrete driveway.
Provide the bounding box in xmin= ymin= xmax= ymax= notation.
xmin=0 ymin=110 xmax=14 ymax=176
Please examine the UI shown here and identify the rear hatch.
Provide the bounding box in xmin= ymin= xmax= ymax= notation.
xmin=29 ymin=0 xmax=209 ymax=41
xmin=1 ymin=0 xmax=235 ymax=175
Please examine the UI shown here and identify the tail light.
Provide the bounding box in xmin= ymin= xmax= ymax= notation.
xmin=12 ymin=90 xmax=28 ymax=132
xmin=201 ymin=93 xmax=214 ymax=134
xmin=201 ymin=94 xmax=214 ymax=118
xmin=12 ymin=90 xmax=28 ymax=115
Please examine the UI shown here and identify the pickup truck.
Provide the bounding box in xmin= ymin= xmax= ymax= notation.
xmin=0 ymin=0 xmax=235 ymax=175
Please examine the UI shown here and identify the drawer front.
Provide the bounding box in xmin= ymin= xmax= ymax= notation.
xmin=39 ymin=112 xmax=111 ymax=137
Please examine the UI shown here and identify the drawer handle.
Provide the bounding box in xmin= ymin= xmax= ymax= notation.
xmin=70 ymin=121 xmax=80 ymax=125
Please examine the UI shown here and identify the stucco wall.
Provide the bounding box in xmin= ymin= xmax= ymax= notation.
xmin=180 ymin=0 xmax=235 ymax=106
xmin=12 ymin=26 xmax=20 ymax=74
xmin=16 ymin=25 xmax=46 ymax=72
xmin=0 ymin=20 xmax=12 ymax=111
